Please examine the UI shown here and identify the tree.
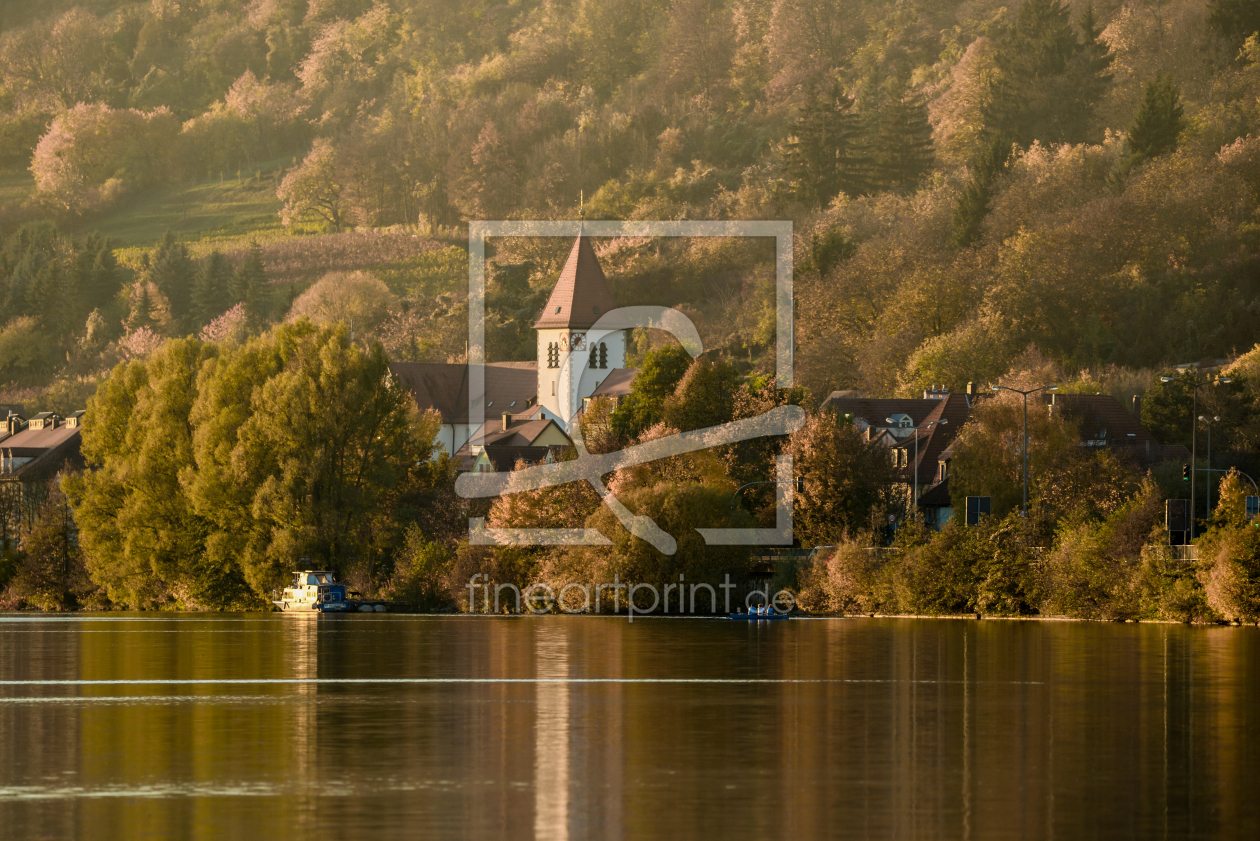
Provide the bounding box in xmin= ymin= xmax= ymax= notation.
xmin=1209 ymin=0 xmax=1260 ymax=50
xmin=948 ymin=391 xmax=1084 ymax=519
xmin=285 ymin=270 xmax=397 ymax=337
xmin=6 ymin=477 xmax=93 ymax=611
xmin=464 ymin=121 xmax=518 ymax=220
xmin=785 ymin=410 xmax=896 ymax=546
xmin=661 ymin=356 xmax=739 ymax=432
xmin=66 ymin=322 xmax=441 ymax=606
xmin=1124 ymin=75 xmax=1186 ymax=166
xmin=230 ymin=242 xmax=268 ymax=329
xmin=278 ymin=138 xmax=348 ymax=231
xmin=185 ymin=321 xmax=438 ymax=594
xmin=147 ymin=232 xmax=196 ymax=333
xmin=193 ymin=250 xmax=234 ymax=327
xmin=611 ymin=343 xmax=694 ymax=439
xmin=784 ymin=80 xmax=867 ymax=204
xmin=983 ymin=0 xmax=1110 ymax=148
xmin=866 ymin=86 xmax=935 ymax=194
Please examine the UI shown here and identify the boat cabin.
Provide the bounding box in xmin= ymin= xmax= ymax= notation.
xmin=278 ymin=570 xmax=346 ymax=611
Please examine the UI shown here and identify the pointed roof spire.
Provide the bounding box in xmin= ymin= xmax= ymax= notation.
xmin=534 ymin=232 xmax=619 ymax=329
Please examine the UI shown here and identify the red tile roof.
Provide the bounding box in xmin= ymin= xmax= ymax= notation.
xmin=533 ymin=233 xmax=620 ymax=330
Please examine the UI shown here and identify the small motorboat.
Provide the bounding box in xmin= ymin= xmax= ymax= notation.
xmin=729 ymin=610 xmax=790 ymax=620
xmin=273 ymin=570 xmax=389 ymax=613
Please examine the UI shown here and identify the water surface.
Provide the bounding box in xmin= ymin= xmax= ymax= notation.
xmin=1 ymin=615 xmax=1256 ymax=840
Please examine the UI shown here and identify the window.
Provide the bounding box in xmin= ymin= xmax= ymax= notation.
xmin=551 ymin=381 xmax=555 ymax=396
xmin=547 ymin=342 xmax=559 ymax=368
xmin=589 ymin=346 xmax=598 ymax=369
xmin=598 ymin=342 xmax=608 ymax=369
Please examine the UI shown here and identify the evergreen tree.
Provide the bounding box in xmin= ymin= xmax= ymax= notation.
xmin=25 ymin=258 xmax=71 ymax=338
xmin=127 ymin=283 xmax=156 ymax=332
xmin=193 ymin=251 xmax=234 ymax=327
xmin=785 ymin=80 xmax=868 ymax=204
xmin=984 ymin=0 xmax=1106 ymax=147
xmin=230 ymin=242 xmax=268 ymax=330
xmin=1209 ymin=0 xmax=1260 ymax=50
xmin=867 ymin=86 xmax=935 ymax=194
xmin=951 ymin=137 xmax=1009 ymax=249
xmin=1074 ymin=3 xmax=1114 ymax=109
xmin=88 ymin=246 xmax=122 ymax=314
xmin=1126 ymin=75 xmax=1186 ymax=163
xmin=146 ymin=232 xmax=195 ymax=333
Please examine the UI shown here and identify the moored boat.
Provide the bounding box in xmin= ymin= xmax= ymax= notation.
xmin=273 ymin=570 xmax=390 ymax=613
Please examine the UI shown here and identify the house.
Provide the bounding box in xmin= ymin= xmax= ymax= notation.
xmin=391 ymin=231 xmax=638 ymax=456
xmin=1 ymin=410 xmax=87 ymax=551
xmin=1047 ymin=393 xmax=1190 ymax=465
xmin=454 ymin=412 xmax=575 ymax=473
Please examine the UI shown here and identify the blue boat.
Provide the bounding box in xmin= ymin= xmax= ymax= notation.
xmin=729 ymin=611 xmax=790 ymax=620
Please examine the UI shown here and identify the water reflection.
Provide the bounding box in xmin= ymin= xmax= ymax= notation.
xmin=0 ymin=616 xmax=1257 ymax=839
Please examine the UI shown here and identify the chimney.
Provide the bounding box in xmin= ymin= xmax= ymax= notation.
xmin=966 ymin=382 xmax=974 ymax=396
xmin=501 ymin=412 xmax=511 ymax=430
xmin=1131 ymin=394 xmax=1142 ymax=420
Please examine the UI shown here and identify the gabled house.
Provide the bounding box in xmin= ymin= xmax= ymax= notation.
xmin=454 ymin=412 xmax=575 ymax=472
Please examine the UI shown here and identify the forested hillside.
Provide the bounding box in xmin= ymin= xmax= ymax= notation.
xmin=1 ymin=0 xmax=1259 ymax=409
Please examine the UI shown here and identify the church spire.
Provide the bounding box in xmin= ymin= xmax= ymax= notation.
xmin=533 ymin=232 xmax=618 ymax=330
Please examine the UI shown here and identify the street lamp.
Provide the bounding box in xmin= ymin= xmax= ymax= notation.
xmin=886 ymin=417 xmax=948 ymax=514
xmin=1161 ymin=372 xmax=1231 ymax=540
xmin=1197 ymin=414 xmax=1221 ymax=517
xmin=990 ymin=383 xmax=1058 ymax=516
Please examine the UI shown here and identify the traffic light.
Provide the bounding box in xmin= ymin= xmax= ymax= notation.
xmin=1182 ymin=463 xmax=1190 ymax=482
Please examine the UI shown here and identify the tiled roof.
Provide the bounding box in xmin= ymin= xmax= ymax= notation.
xmin=533 ymin=233 xmax=620 ymax=329
xmin=457 ymin=415 xmax=572 ymax=455
xmin=820 ymin=395 xmax=943 ymax=429
xmin=1049 ymin=393 xmax=1185 ymax=465
xmin=390 ymin=362 xmax=538 ymax=424
xmin=590 ymin=368 xmax=638 ymax=399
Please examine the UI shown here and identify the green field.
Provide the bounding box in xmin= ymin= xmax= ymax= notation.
xmin=71 ymin=164 xmax=288 ymax=250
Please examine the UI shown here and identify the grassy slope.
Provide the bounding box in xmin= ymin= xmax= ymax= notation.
xmin=74 ymin=166 xmax=288 ymax=251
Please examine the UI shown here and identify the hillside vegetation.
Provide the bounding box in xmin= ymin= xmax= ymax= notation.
xmin=0 ymin=0 xmax=1257 ymax=416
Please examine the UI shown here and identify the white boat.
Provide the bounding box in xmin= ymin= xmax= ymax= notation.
xmin=273 ymin=570 xmax=388 ymax=613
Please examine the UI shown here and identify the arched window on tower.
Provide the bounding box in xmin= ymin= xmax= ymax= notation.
xmin=598 ymin=342 xmax=608 ymax=369
xmin=547 ymin=342 xmax=559 ymax=368
xmin=589 ymin=346 xmax=598 ymax=369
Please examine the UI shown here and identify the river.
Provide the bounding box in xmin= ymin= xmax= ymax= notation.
xmin=0 ymin=614 xmax=1256 ymax=839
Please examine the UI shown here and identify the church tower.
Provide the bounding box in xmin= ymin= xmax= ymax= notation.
xmin=535 ymin=233 xmax=625 ymax=429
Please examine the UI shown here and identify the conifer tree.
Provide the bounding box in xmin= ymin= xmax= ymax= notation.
xmin=230 ymin=242 xmax=268 ymax=330
xmin=88 ymin=247 xmax=122 ymax=314
xmin=193 ymin=251 xmax=234 ymax=327
xmin=984 ymin=0 xmax=1107 ymax=147
xmin=127 ymin=283 xmax=156 ymax=332
xmin=867 ymin=87 xmax=935 ymax=194
xmin=1126 ymin=75 xmax=1185 ymax=163
xmin=785 ymin=80 xmax=868 ymax=205
xmin=147 ymin=232 xmax=195 ymax=333
xmin=1209 ymin=0 xmax=1260 ymax=50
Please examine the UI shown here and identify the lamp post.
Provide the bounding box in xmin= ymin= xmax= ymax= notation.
xmin=1161 ymin=372 xmax=1231 ymax=540
xmin=886 ymin=417 xmax=949 ymax=514
xmin=990 ymin=383 xmax=1058 ymax=516
xmin=1197 ymin=414 xmax=1221 ymax=518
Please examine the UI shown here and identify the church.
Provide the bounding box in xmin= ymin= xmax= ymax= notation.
xmin=390 ymin=232 xmax=637 ymax=465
